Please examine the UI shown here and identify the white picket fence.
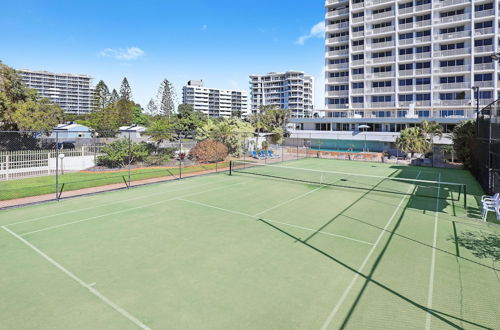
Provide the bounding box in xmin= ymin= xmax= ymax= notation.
xmin=0 ymin=146 xmax=101 ymax=181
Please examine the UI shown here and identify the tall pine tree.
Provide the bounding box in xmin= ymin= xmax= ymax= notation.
xmin=156 ymin=79 xmax=176 ymax=119
xmin=119 ymin=77 xmax=132 ymax=101
xmin=110 ymin=89 xmax=119 ymax=103
xmin=94 ymin=80 xmax=110 ymax=110
xmin=146 ymin=99 xmax=159 ymax=116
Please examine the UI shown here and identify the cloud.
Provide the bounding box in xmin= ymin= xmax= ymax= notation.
xmin=201 ymin=24 xmax=208 ymax=32
xmin=295 ymin=21 xmax=325 ymax=45
xmin=99 ymin=47 xmax=145 ymax=60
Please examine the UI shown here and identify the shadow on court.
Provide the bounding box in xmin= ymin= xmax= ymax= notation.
xmin=257 ymin=192 xmax=495 ymax=330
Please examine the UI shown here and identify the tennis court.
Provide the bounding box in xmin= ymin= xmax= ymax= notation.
xmin=1 ymin=158 xmax=498 ymax=329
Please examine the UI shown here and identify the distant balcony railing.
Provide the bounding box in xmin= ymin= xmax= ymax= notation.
xmin=415 ymin=84 xmax=431 ymax=91
xmin=351 ymin=74 xmax=364 ymax=80
xmin=371 ymin=26 xmax=395 ymax=34
xmin=435 ymin=31 xmax=470 ymax=40
xmin=371 ymin=71 xmax=395 ymax=78
xmin=433 ymin=100 xmax=470 ymax=106
xmin=436 ymin=65 xmax=470 ymax=73
xmin=434 ymin=48 xmax=470 ymax=57
xmin=474 ymin=27 xmax=494 ymax=36
xmin=366 ymin=102 xmax=395 ymax=108
xmin=351 ymin=45 xmax=365 ymax=52
xmin=351 ymin=31 xmax=364 ymax=38
xmin=438 ymin=14 xmax=471 ymax=24
xmin=352 ymin=16 xmax=364 ymax=24
xmin=474 ymin=63 xmax=494 ymax=71
xmin=475 ymin=9 xmax=495 ymax=19
xmin=373 ymin=56 xmax=395 ymax=64
xmin=474 ymin=81 xmax=494 ymax=88
xmin=435 ymin=0 xmax=471 ymax=8
xmin=327 ymin=64 xmax=349 ymax=70
xmin=372 ymin=87 xmax=395 ymax=93
xmin=351 ymin=60 xmax=364 ymax=66
xmin=436 ymin=82 xmax=470 ymax=90
xmin=371 ymin=41 xmax=394 ymax=49
xmin=474 ymin=45 xmax=494 ymax=53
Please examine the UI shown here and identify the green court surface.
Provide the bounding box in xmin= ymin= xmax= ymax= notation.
xmin=0 ymin=158 xmax=499 ymax=329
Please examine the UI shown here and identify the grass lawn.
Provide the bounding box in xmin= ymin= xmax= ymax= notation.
xmin=0 ymin=162 xmax=229 ymax=200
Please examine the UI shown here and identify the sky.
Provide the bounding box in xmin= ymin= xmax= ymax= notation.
xmin=0 ymin=0 xmax=326 ymax=109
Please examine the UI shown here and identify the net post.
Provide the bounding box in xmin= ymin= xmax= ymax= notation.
xmin=229 ymin=160 xmax=232 ymax=176
xmin=463 ymin=184 xmax=467 ymax=210
xmin=58 ymin=183 xmax=65 ymax=199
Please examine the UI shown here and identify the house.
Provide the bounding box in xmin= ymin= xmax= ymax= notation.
xmin=50 ymin=123 xmax=92 ymax=140
xmin=119 ymin=125 xmax=147 ymax=141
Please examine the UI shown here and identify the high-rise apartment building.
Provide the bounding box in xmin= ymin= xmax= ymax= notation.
xmin=325 ymin=0 xmax=498 ymax=118
xmin=182 ymin=80 xmax=248 ymax=118
xmin=250 ymin=71 xmax=314 ymax=118
xmin=18 ymin=69 xmax=94 ymax=115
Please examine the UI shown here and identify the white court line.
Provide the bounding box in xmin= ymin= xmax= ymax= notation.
xmin=320 ymin=170 xmax=422 ymax=330
xmin=425 ymin=172 xmax=441 ymax=330
xmin=3 ymin=178 xmax=234 ymax=227
xmin=2 ymin=225 xmax=151 ymax=330
xmin=177 ymin=198 xmax=374 ymax=246
xmin=253 ymin=186 xmax=324 ymax=217
xmin=20 ymin=182 xmax=245 ymax=237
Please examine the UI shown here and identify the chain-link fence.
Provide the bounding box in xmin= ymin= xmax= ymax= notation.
xmin=0 ymin=129 xmax=389 ymax=208
xmin=472 ymin=99 xmax=500 ymax=195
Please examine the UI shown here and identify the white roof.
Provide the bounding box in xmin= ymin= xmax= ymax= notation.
xmin=54 ymin=123 xmax=90 ymax=131
xmin=119 ymin=125 xmax=146 ymax=132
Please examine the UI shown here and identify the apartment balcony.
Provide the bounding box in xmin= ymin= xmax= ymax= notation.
xmin=372 ymin=56 xmax=395 ymax=64
xmin=415 ymin=52 xmax=432 ymax=59
xmin=327 ymin=63 xmax=349 ymax=70
xmin=415 ymin=36 xmax=432 ymax=44
xmin=327 ymin=78 xmax=349 ymax=84
xmin=399 ymin=38 xmax=414 ymax=45
xmin=352 ymin=1 xmax=364 ymax=9
xmin=434 ymin=0 xmax=471 ymax=8
xmin=399 ymin=54 xmax=414 ymax=61
xmin=366 ymin=102 xmax=395 ymax=108
xmin=434 ymin=65 xmax=470 ymax=73
xmin=369 ymin=71 xmax=395 ymax=78
xmin=369 ymin=0 xmax=394 ymax=6
xmin=326 ymin=37 xmax=349 ymax=45
xmin=434 ymin=48 xmax=470 ymax=57
xmin=326 ymin=104 xmax=349 ymax=110
xmin=326 ymin=90 xmax=349 ymax=97
xmin=474 ymin=63 xmax=494 ymax=71
xmin=351 ymin=88 xmax=364 ymax=95
xmin=369 ymin=26 xmax=395 ymax=35
xmin=351 ymin=45 xmax=365 ymax=52
xmin=370 ymin=41 xmax=394 ymax=49
xmin=398 ymin=101 xmax=432 ymax=107
xmin=434 ymin=31 xmax=470 ymax=41
xmin=351 ymin=59 xmax=365 ymax=67
xmin=399 ymin=7 xmax=413 ymax=15
xmin=351 ymin=31 xmax=365 ymax=38
xmin=415 ymin=3 xmax=432 ymax=12
xmin=352 ymin=16 xmax=364 ymax=24
xmin=415 ymin=84 xmax=431 ymax=91
xmin=372 ymin=87 xmax=395 ymax=93
xmin=474 ymin=45 xmax=494 ymax=54
xmin=415 ymin=20 xmax=431 ymax=28
xmin=325 ymin=0 xmax=348 ymax=6
xmin=433 ymin=100 xmax=470 ymax=107
xmin=367 ymin=11 xmax=395 ymax=21
xmin=435 ymin=82 xmax=470 ymax=90
xmin=474 ymin=27 xmax=494 ymax=37
xmin=327 ymin=50 xmax=349 ymax=57
xmin=327 ymin=22 xmax=349 ymax=31
xmin=474 ymin=81 xmax=495 ymax=88
xmin=326 ymin=8 xmax=349 ymax=18
xmin=399 ymin=85 xmax=414 ymax=92
xmin=351 ymin=74 xmax=365 ymax=81
xmin=475 ymin=9 xmax=495 ymax=19
xmin=437 ymin=14 xmax=471 ymax=24
xmin=398 ymin=23 xmax=413 ymax=31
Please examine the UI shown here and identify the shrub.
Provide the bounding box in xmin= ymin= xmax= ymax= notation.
xmin=97 ymin=139 xmax=148 ymax=168
xmin=189 ymin=139 xmax=228 ymax=163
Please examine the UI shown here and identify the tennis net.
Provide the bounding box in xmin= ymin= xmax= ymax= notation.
xmin=230 ymin=160 xmax=467 ymax=208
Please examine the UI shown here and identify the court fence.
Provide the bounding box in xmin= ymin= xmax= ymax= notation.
xmin=471 ymin=98 xmax=500 ymax=195
xmin=0 ymin=129 xmax=392 ymax=208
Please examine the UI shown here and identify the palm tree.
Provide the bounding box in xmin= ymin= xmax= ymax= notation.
xmin=441 ymin=145 xmax=456 ymax=163
xmin=421 ymin=120 xmax=444 ymax=165
xmin=396 ymin=127 xmax=429 ymax=158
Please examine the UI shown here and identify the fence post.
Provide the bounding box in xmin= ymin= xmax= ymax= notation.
xmin=55 ymin=132 xmax=59 ymax=201
xmin=5 ymin=154 xmax=9 ymax=180
xmin=179 ymin=138 xmax=182 ymax=179
xmin=128 ymin=131 xmax=132 ymax=187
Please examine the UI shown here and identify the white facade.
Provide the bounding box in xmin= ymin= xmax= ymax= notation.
xmin=182 ymin=80 xmax=248 ymax=118
xmin=325 ymin=0 xmax=498 ymax=120
xmin=249 ymin=71 xmax=314 ymax=118
xmin=18 ymin=69 xmax=94 ymax=115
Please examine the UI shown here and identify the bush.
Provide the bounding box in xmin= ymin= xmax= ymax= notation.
xmin=189 ymin=140 xmax=228 ymax=163
xmin=97 ymin=139 xmax=149 ymax=168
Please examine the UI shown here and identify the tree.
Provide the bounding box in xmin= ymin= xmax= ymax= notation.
xmin=395 ymin=127 xmax=430 ymax=156
xmin=89 ymin=105 xmax=120 ymax=136
xmin=145 ymin=118 xmax=176 ymax=146
xmin=157 ymin=79 xmax=176 ymax=118
xmin=119 ymin=77 xmax=132 ymax=101
xmin=0 ymin=62 xmax=63 ymax=131
xmin=110 ymin=89 xmax=119 ymax=103
xmin=196 ymin=117 xmax=253 ymax=156
xmin=146 ymin=98 xmax=159 ymax=116
xmin=132 ymin=104 xmax=149 ymax=126
xmin=174 ymin=103 xmax=207 ymax=133
xmin=452 ymin=119 xmax=476 ymax=169
xmin=94 ymin=80 xmax=110 ymax=110
xmin=114 ymin=99 xmax=135 ymax=126
xmin=441 ymin=145 xmax=456 ymax=163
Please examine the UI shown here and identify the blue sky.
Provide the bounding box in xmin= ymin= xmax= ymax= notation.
xmin=1 ymin=0 xmax=326 ymax=108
